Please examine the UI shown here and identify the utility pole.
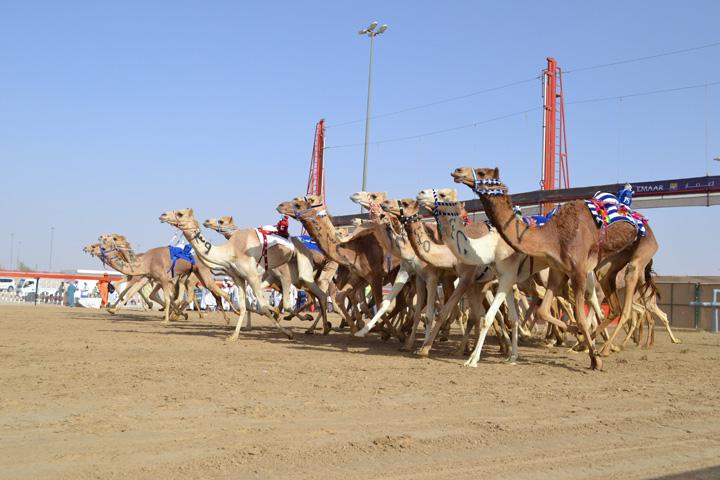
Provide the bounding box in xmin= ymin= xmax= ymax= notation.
xmin=9 ymin=233 xmax=14 ymax=270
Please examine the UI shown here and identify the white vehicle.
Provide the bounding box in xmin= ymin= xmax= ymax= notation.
xmin=17 ymin=279 xmax=59 ymax=297
xmin=0 ymin=278 xmax=16 ymax=292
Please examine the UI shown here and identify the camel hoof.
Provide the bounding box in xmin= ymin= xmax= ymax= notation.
xmin=611 ymin=345 xmax=621 ymax=353
xmin=283 ymin=314 xmax=294 ymax=321
xmin=414 ymin=347 xmax=430 ymax=358
xmin=226 ymin=334 xmax=239 ymax=342
xmin=304 ymin=329 xmax=314 ymax=335
xmin=504 ymin=356 xmax=518 ymax=365
xmin=591 ymin=355 xmax=603 ymax=370
xmin=463 ymin=361 xmax=478 ymax=368
xmin=353 ymin=328 xmax=369 ymax=338
xmin=322 ymin=323 xmax=331 ymax=335
xmin=302 ymin=314 xmax=314 ymax=322
xmin=672 ymin=338 xmax=682 ymax=344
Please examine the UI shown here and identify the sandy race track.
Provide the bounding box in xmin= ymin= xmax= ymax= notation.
xmin=1 ymin=304 xmax=719 ymax=480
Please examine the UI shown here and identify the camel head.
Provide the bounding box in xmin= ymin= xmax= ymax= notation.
xmin=98 ymin=233 xmax=130 ymax=247
xmin=203 ymin=215 xmax=237 ymax=233
xmin=83 ymin=243 xmax=102 ymax=257
xmin=349 ymin=191 xmax=387 ymax=209
xmin=381 ymin=198 xmax=419 ymax=218
xmin=416 ymin=188 xmax=459 ymax=213
xmin=159 ymin=208 xmax=199 ymax=231
xmin=451 ymin=167 xmax=508 ymax=195
xmin=276 ymin=195 xmax=325 ymax=219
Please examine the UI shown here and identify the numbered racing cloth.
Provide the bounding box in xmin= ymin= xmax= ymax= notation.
xmin=584 ymin=191 xmax=648 ymax=237
xmin=168 ymin=244 xmax=195 ymax=277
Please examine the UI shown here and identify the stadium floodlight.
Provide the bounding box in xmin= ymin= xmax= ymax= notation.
xmin=356 ymin=21 xmax=388 ymax=205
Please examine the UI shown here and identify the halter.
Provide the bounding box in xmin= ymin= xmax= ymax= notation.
xmin=217 ymin=224 xmax=239 ymax=235
xmin=470 ymin=169 xmax=504 ymax=196
xmin=398 ymin=205 xmax=421 ymax=225
xmin=293 ymin=198 xmax=326 ymax=221
xmin=99 ymin=246 xmax=122 ymax=268
xmin=431 ymin=190 xmax=460 ymax=218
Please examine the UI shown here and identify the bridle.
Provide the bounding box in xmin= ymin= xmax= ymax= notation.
xmin=398 ymin=205 xmax=421 ymax=225
xmin=470 ymin=169 xmax=505 ymax=196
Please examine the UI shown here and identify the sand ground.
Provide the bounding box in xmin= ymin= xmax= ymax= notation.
xmin=1 ymin=304 xmax=719 ymax=480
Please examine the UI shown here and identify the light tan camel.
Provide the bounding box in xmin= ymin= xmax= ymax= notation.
xmin=202 ymin=215 xmax=334 ymax=335
xmin=349 ymin=191 xmax=448 ymax=350
xmin=276 ymin=195 xmax=402 ymax=338
xmin=97 ymin=234 xmax=236 ymax=324
xmin=159 ymin=209 xmax=300 ymax=340
xmin=452 ymin=167 xmax=651 ymax=370
xmin=380 ymin=198 xmax=503 ymax=355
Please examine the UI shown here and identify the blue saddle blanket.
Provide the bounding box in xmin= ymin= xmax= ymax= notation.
xmin=296 ymin=235 xmax=321 ymax=253
xmin=168 ymin=244 xmax=195 ymax=276
xmin=520 ymin=206 xmax=558 ymax=227
xmin=585 ymin=192 xmax=647 ymax=237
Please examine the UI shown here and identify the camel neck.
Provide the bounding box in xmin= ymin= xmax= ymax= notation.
xmin=299 ymin=211 xmax=355 ymax=266
xmin=100 ymin=248 xmax=145 ymax=276
xmin=405 ymin=220 xmax=457 ymax=269
xmin=478 ymin=193 xmax=541 ymax=257
xmin=378 ymin=219 xmax=415 ymax=262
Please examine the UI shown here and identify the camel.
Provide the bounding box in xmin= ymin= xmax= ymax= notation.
xmin=415 ymin=188 xmax=550 ymax=366
xmin=202 ymin=215 xmax=335 ymax=335
xmin=96 ymin=234 xmax=236 ymax=324
xmin=348 ymin=191 xmax=447 ymax=350
xmin=379 ymin=198 xmax=503 ymax=355
xmin=160 ymin=208 xmax=307 ymax=339
xmin=452 ymin=167 xmax=654 ymax=370
xmin=276 ymin=195 xmax=402 ymax=338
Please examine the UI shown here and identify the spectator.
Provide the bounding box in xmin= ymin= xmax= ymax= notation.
xmin=66 ymin=281 xmax=77 ymax=307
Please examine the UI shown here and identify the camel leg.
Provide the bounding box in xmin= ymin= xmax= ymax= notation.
xmin=400 ymin=274 xmax=429 ymax=351
xmin=600 ymin=261 xmax=643 ymax=357
xmin=108 ymin=278 xmax=148 ymax=315
xmin=570 ymin=269 xmax=601 ymax=370
xmin=647 ymin=299 xmax=680 ymax=344
xmin=455 ymin=290 xmax=483 ymax=355
xmin=302 ymin=283 xmax=331 ymax=335
xmin=243 ymin=271 xmax=293 ymax=339
xmin=159 ymin=280 xmax=174 ymax=324
xmin=535 ymin=270 xmax=569 ymax=331
xmin=463 ymin=290 xmax=498 ymax=367
xmin=355 ymin=268 xmax=411 ymax=337
xmin=228 ymin=282 xmax=248 ymax=341
xmin=415 ymin=270 xmax=476 ymax=357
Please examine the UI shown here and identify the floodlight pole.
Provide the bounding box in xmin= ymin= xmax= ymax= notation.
xmin=49 ymin=226 xmax=55 ymax=271
xmin=361 ymin=33 xmax=375 ymax=194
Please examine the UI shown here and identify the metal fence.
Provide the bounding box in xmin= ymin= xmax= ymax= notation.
xmin=656 ymin=276 xmax=720 ymax=332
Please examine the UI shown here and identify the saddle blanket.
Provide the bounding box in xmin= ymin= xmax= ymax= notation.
xmin=585 ymin=192 xmax=647 ymax=237
xmin=168 ymin=244 xmax=195 ymax=276
xmin=255 ymin=226 xmax=294 ymax=251
xmin=521 ymin=206 xmax=558 ymax=227
xmin=297 ymin=235 xmax=321 ymax=253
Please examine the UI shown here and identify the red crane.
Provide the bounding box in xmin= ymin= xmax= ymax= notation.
xmin=541 ymin=57 xmax=570 ymax=213
xmin=302 ymin=119 xmax=326 ymax=234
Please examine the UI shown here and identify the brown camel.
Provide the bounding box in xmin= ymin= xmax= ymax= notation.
xmin=452 ymin=167 xmax=650 ymax=370
xmin=276 ymin=195 xmax=402 ymax=338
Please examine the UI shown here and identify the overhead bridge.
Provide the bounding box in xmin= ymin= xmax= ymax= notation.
xmin=332 ymin=174 xmax=720 ymax=226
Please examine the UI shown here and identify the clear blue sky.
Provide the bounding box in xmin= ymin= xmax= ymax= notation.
xmin=1 ymin=0 xmax=719 ymax=274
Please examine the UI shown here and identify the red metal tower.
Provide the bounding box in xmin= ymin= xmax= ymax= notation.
xmin=541 ymin=57 xmax=570 ymax=213
xmin=302 ymin=119 xmax=326 ymax=234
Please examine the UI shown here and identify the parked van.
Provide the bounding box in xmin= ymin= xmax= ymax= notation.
xmin=0 ymin=278 xmax=16 ymax=292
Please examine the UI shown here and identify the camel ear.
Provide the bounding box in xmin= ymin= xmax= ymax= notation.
xmin=493 ymin=167 xmax=500 ymax=178
xmin=228 ymin=216 xmax=233 ymax=223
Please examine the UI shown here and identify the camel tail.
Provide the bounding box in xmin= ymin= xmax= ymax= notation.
xmin=638 ymin=260 xmax=660 ymax=301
